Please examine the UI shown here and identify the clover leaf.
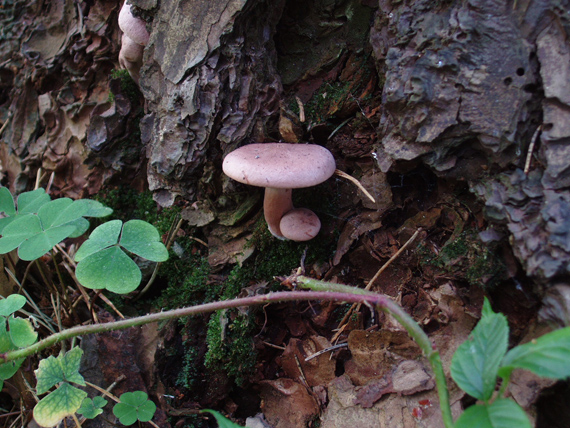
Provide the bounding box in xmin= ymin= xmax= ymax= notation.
xmin=75 ymin=220 xmax=168 ymax=294
xmin=113 ymin=391 xmax=156 ymax=425
xmin=0 ymin=295 xmax=37 ymax=390
xmin=33 ymin=348 xmax=87 ymax=427
xmin=78 ymin=396 xmax=108 ymax=419
xmin=0 ymin=188 xmax=112 ymax=261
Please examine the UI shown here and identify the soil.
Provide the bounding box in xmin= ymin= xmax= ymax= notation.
xmin=1 ymin=0 xmax=570 ymax=427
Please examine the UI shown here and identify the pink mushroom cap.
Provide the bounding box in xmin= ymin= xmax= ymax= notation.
xmin=279 ymin=208 xmax=322 ymax=241
xmin=222 ymin=143 xmax=336 ymax=239
xmin=118 ymin=1 xmax=150 ymax=46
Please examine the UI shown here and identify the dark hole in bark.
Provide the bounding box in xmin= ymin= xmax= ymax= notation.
xmin=536 ymin=380 xmax=570 ymax=428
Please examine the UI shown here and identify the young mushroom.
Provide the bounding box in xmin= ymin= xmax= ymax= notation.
xmin=222 ymin=143 xmax=336 ymax=241
xmin=118 ymin=1 xmax=150 ymax=83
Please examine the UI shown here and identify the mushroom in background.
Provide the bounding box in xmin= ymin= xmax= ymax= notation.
xmin=118 ymin=1 xmax=149 ymax=83
xmin=222 ymin=143 xmax=336 ymax=241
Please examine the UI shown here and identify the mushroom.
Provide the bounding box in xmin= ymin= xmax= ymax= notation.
xmin=118 ymin=1 xmax=150 ymax=83
xmin=222 ymin=143 xmax=336 ymax=240
xmin=279 ymin=208 xmax=321 ymax=241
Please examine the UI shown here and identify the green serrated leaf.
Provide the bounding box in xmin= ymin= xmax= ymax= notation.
xmin=17 ymin=189 xmax=50 ymax=214
xmin=454 ymin=399 xmax=532 ymax=428
xmin=120 ymin=219 xmax=168 ymax=262
xmin=8 ymin=316 xmax=38 ymax=348
xmin=451 ymin=298 xmax=509 ymax=401
xmin=201 ymin=409 xmax=245 ymax=428
xmin=0 ymin=294 xmax=26 ymax=317
xmin=33 ymin=382 xmax=87 ymax=427
xmin=0 ymin=214 xmax=42 ymax=254
xmin=74 ymin=220 xmax=123 ymax=262
xmin=499 ymin=326 xmax=570 ymax=380
xmin=0 ymin=187 xmax=15 ymax=216
xmin=75 ymin=246 xmax=141 ymax=294
xmin=113 ymin=391 xmax=156 ymax=425
xmin=35 ymin=347 xmax=85 ymax=394
xmin=17 ymin=224 xmax=78 ymax=261
xmin=78 ymin=396 xmax=108 ymax=419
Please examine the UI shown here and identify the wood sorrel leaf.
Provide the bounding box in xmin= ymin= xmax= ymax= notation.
xmin=8 ymin=316 xmax=38 ymax=348
xmin=74 ymin=219 xmax=122 ymax=262
xmin=0 ymin=187 xmax=15 ymax=216
xmin=16 ymin=188 xmax=50 ymax=214
xmin=0 ymin=214 xmax=41 ymax=254
xmin=201 ymin=409 xmax=245 ymax=427
xmin=113 ymin=391 xmax=156 ymax=425
xmin=78 ymin=396 xmax=107 ymax=419
xmin=119 ymin=219 xmax=168 ymax=262
xmin=454 ymin=399 xmax=531 ymax=428
xmin=17 ymin=224 xmax=78 ymax=261
xmin=499 ymin=326 xmax=570 ymax=379
xmin=0 ymin=294 xmax=26 ymax=317
xmin=75 ymin=246 xmax=141 ymax=294
xmin=33 ymin=382 xmax=87 ymax=427
xmin=451 ymin=298 xmax=508 ymax=401
xmin=35 ymin=347 xmax=85 ymax=394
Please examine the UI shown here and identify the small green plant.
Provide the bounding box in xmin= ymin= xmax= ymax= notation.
xmin=113 ymin=391 xmax=157 ymax=425
xmin=75 ymin=219 xmax=168 ymax=294
xmin=1 ymin=186 xmax=569 ymax=428
xmin=32 ymin=346 xmax=158 ymax=426
xmin=33 ymin=347 xmax=88 ymax=426
xmin=0 ymin=294 xmax=37 ymax=389
xmin=77 ymin=396 xmax=107 ymax=419
xmin=450 ymin=298 xmax=570 ymax=428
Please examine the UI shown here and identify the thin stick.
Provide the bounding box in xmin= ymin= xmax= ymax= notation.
xmin=305 ymin=343 xmax=348 ymax=361
xmin=0 ymin=115 xmax=11 ymax=137
xmin=34 ymin=168 xmax=42 ymax=190
xmin=335 ymin=169 xmax=376 ymax=203
xmin=524 ymin=125 xmax=541 ymax=174
xmin=295 ymin=96 xmax=305 ymax=123
xmin=262 ymin=341 xmax=286 ymax=351
xmin=85 ymin=381 xmax=121 ymax=403
xmin=136 ymin=216 xmax=184 ymax=300
xmin=336 ymin=228 xmax=422 ymax=332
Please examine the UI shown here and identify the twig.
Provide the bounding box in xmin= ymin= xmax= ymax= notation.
xmin=328 ymin=117 xmax=352 ymax=140
xmin=336 ymin=229 xmax=422 ymax=332
xmin=136 ymin=216 xmax=184 ymax=300
xmin=524 ymin=125 xmax=541 ymax=174
xmin=295 ymin=96 xmax=305 ymax=123
xmin=304 ymin=343 xmax=348 ymax=361
xmin=0 ymin=115 xmax=11 ymax=137
xmin=335 ymin=169 xmax=376 ymax=203
xmin=262 ymin=341 xmax=286 ymax=351
xmin=294 ymin=354 xmax=309 ymax=387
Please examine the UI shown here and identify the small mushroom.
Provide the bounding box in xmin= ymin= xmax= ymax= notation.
xmin=222 ymin=143 xmax=336 ymax=240
xmin=118 ymin=1 xmax=149 ymax=83
xmin=279 ymin=208 xmax=321 ymax=241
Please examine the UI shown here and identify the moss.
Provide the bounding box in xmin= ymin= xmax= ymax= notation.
xmin=418 ymin=229 xmax=507 ymax=289
xmin=95 ymin=187 xmax=180 ymax=236
xmin=204 ymin=309 xmax=257 ymax=386
xmin=109 ymin=68 xmax=141 ymax=105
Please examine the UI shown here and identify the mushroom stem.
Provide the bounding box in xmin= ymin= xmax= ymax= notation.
xmin=263 ymin=188 xmax=294 ymax=239
xmin=118 ymin=34 xmax=144 ymax=83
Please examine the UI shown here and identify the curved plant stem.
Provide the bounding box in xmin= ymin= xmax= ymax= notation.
xmin=1 ymin=279 xmax=454 ymax=428
xmin=293 ymin=275 xmax=454 ymax=428
xmin=1 ymin=290 xmax=383 ymax=363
